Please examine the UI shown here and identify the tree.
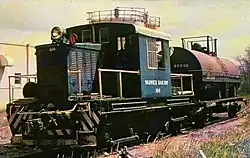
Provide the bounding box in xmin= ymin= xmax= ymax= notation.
xmin=236 ymin=46 xmax=250 ymax=94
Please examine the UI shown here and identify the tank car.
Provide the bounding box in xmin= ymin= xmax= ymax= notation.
xmin=170 ymin=36 xmax=241 ymax=101
xmin=5 ymin=7 xmax=245 ymax=157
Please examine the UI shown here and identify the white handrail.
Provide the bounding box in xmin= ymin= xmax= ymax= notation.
xmin=8 ymin=75 xmax=37 ymax=103
xmin=98 ymin=68 xmax=140 ymax=74
xmin=98 ymin=68 xmax=140 ymax=99
xmin=171 ymin=73 xmax=194 ymax=96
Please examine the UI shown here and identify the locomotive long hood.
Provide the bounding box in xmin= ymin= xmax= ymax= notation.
xmin=171 ymin=47 xmax=240 ymax=82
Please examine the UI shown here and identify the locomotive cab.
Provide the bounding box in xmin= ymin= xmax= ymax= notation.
xmin=26 ymin=5 xmax=176 ymax=108
xmin=32 ymin=22 xmax=172 ymax=106
xmin=66 ymin=23 xmax=142 ymax=99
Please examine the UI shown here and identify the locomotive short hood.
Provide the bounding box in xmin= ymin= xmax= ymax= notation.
xmin=171 ymin=47 xmax=240 ymax=82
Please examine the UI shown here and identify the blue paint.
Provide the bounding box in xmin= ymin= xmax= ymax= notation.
xmin=138 ymin=35 xmax=172 ymax=98
xmin=67 ymin=43 xmax=101 ymax=95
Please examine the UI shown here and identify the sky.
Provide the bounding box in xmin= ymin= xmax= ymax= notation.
xmin=0 ymin=0 xmax=250 ymax=61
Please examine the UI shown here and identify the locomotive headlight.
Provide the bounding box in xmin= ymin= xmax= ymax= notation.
xmin=51 ymin=26 xmax=66 ymax=41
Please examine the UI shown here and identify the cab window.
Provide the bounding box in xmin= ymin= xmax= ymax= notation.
xmin=147 ymin=37 xmax=165 ymax=69
xmin=82 ymin=29 xmax=92 ymax=42
xmin=117 ymin=37 xmax=126 ymax=50
xmin=99 ymin=28 xmax=109 ymax=43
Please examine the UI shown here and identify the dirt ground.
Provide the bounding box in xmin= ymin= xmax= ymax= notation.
xmin=0 ymin=113 xmax=11 ymax=145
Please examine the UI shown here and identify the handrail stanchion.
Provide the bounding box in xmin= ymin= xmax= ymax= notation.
xmin=191 ymin=76 xmax=194 ymax=95
xmin=8 ymin=76 xmax=11 ymax=103
xmin=119 ymin=72 xmax=122 ymax=98
xmin=78 ymin=70 xmax=82 ymax=99
xmin=171 ymin=73 xmax=194 ymax=96
xmin=8 ymin=74 xmax=37 ymax=103
xmin=180 ymin=75 xmax=183 ymax=94
xmin=11 ymin=85 xmax=14 ymax=103
xmin=98 ymin=69 xmax=103 ymax=99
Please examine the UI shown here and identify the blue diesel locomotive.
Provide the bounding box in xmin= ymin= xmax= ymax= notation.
xmin=6 ymin=7 xmax=245 ymax=157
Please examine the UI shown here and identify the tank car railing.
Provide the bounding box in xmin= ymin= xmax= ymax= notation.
xmin=98 ymin=68 xmax=140 ymax=99
xmin=171 ymin=73 xmax=194 ymax=96
xmin=8 ymin=74 xmax=37 ymax=103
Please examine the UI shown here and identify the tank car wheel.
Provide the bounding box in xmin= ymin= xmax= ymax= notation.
xmin=193 ymin=108 xmax=205 ymax=129
xmin=205 ymin=112 xmax=213 ymax=122
xmin=227 ymin=103 xmax=238 ymax=118
xmin=228 ymin=110 xmax=237 ymax=118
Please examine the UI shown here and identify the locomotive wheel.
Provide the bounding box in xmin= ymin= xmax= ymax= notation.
xmin=74 ymin=148 xmax=97 ymax=158
xmin=165 ymin=120 xmax=179 ymax=136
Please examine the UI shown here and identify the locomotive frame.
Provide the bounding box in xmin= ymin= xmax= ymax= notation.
xmin=5 ymin=7 xmax=246 ymax=157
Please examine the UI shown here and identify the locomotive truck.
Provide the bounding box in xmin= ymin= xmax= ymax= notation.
xmin=6 ymin=7 xmax=245 ymax=157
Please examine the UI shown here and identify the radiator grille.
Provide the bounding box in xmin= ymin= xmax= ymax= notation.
xmin=68 ymin=44 xmax=100 ymax=94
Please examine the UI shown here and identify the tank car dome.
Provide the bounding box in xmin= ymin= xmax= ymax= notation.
xmin=170 ymin=47 xmax=240 ymax=81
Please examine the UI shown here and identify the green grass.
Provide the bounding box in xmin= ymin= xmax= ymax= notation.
xmin=197 ymin=95 xmax=250 ymax=157
xmin=240 ymin=93 xmax=250 ymax=100
xmin=200 ymin=112 xmax=250 ymax=158
xmin=153 ymin=127 xmax=250 ymax=158
xmin=201 ymin=134 xmax=246 ymax=158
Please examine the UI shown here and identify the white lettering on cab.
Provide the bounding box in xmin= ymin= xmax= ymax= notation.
xmin=49 ymin=47 xmax=56 ymax=52
xmin=145 ymin=80 xmax=168 ymax=86
xmin=156 ymin=88 xmax=161 ymax=93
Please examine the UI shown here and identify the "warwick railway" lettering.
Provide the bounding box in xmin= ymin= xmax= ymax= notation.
xmin=145 ymin=80 xmax=168 ymax=85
